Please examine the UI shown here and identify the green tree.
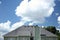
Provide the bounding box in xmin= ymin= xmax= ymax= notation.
xmin=44 ymin=26 xmax=60 ymax=40
xmin=45 ymin=26 xmax=56 ymax=34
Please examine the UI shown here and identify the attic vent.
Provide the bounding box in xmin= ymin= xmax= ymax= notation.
xmin=40 ymin=34 xmax=46 ymax=36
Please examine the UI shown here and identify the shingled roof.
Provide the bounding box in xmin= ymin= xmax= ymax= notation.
xmin=4 ymin=26 xmax=57 ymax=37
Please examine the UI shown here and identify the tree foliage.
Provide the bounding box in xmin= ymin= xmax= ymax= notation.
xmin=44 ymin=26 xmax=60 ymax=40
xmin=45 ymin=26 xmax=56 ymax=34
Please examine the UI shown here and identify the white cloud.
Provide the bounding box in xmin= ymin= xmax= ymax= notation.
xmin=15 ymin=0 xmax=55 ymax=24
xmin=58 ymin=16 xmax=60 ymax=21
xmin=0 ymin=18 xmax=30 ymax=31
xmin=0 ymin=19 xmax=28 ymax=40
xmin=29 ymin=22 xmax=34 ymax=25
xmin=0 ymin=0 xmax=56 ymax=40
xmin=0 ymin=20 xmax=11 ymax=32
xmin=56 ymin=28 xmax=60 ymax=32
xmin=11 ymin=19 xmax=27 ymax=31
xmin=0 ymin=20 xmax=11 ymax=40
xmin=0 ymin=32 xmax=6 ymax=40
xmin=42 ymin=26 xmax=45 ymax=28
xmin=58 ymin=16 xmax=60 ymax=24
xmin=57 ymin=16 xmax=60 ymax=29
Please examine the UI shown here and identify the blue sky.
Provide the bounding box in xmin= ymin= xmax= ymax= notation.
xmin=0 ymin=0 xmax=60 ymax=27
xmin=0 ymin=0 xmax=21 ymax=24
xmin=0 ymin=0 xmax=60 ymax=40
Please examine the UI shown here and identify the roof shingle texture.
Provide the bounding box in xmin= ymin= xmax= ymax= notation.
xmin=4 ymin=26 xmax=57 ymax=37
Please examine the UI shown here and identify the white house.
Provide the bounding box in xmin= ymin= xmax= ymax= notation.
xmin=4 ymin=25 xmax=58 ymax=40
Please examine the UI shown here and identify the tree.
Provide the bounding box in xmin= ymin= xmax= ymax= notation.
xmin=44 ymin=26 xmax=60 ymax=40
xmin=45 ymin=26 xmax=56 ymax=34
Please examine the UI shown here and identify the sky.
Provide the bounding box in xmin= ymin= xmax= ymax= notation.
xmin=0 ymin=0 xmax=60 ymax=40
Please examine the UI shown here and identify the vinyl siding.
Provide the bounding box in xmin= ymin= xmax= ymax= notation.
xmin=4 ymin=36 xmax=30 ymax=40
xmin=4 ymin=37 xmax=17 ymax=40
xmin=41 ymin=36 xmax=58 ymax=40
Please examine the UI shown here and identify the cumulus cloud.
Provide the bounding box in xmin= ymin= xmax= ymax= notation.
xmin=0 ymin=20 xmax=11 ymax=40
xmin=0 ymin=32 xmax=6 ymax=40
xmin=0 ymin=19 xmax=28 ymax=40
xmin=0 ymin=18 xmax=31 ymax=40
xmin=0 ymin=20 xmax=11 ymax=32
xmin=0 ymin=0 xmax=56 ymax=40
xmin=29 ymin=22 xmax=34 ymax=25
xmin=57 ymin=16 xmax=60 ymax=29
xmin=11 ymin=17 xmax=30 ymax=30
xmin=15 ymin=0 xmax=55 ymax=24
xmin=58 ymin=16 xmax=60 ymax=24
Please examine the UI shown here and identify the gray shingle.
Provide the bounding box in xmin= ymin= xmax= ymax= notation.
xmin=4 ymin=26 xmax=57 ymax=37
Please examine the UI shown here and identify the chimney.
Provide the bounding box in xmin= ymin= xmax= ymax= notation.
xmin=34 ymin=25 xmax=41 ymax=40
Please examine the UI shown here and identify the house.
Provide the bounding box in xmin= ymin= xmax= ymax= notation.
xmin=4 ymin=25 xmax=58 ymax=40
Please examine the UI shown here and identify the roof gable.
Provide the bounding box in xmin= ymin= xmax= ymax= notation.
xmin=4 ymin=26 xmax=57 ymax=37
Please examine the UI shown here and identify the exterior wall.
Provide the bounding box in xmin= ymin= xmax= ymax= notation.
xmin=41 ymin=36 xmax=46 ymax=40
xmin=18 ymin=36 xmax=30 ymax=40
xmin=41 ymin=36 xmax=58 ymax=40
xmin=4 ymin=37 xmax=17 ymax=40
xmin=4 ymin=36 xmax=58 ymax=40
xmin=4 ymin=36 xmax=30 ymax=40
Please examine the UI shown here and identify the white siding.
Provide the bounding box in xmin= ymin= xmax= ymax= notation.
xmin=41 ymin=36 xmax=58 ymax=40
xmin=4 ymin=37 xmax=17 ymax=40
xmin=4 ymin=37 xmax=30 ymax=40
xmin=4 ymin=36 xmax=58 ymax=40
xmin=19 ymin=36 xmax=30 ymax=40
xmin=41 ymin=36 xmax=46 ymax=40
